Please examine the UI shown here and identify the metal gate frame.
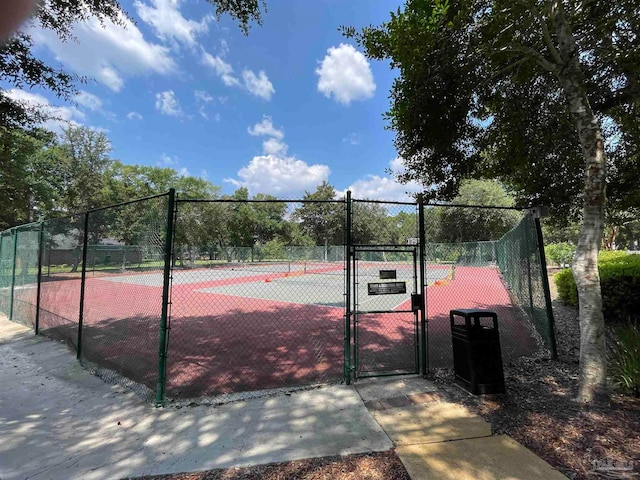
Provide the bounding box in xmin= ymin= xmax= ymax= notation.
xmin=344 ymin=193 xmax=427 ymax=384
xmin=352 ymin=244 xmax=423 ymax=378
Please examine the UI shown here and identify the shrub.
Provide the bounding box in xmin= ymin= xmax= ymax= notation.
xmin=545 ymin=242 xmax=575 ymax=267
xmin=610 ymin=324 xmax=640 ymax=397
xmin=554 ymin=268 xmax=578 ymax=306
xmin=554 ymin=252 xmax=640 ymax=322
xmin=261 ymin=239 xmax=285 ymax=261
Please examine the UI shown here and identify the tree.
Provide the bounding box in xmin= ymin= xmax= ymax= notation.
xmin=0 ymin=127 xmax=59 ymax=228
xmin=435 ymin=180 xmax=521 ymax=243
xmin=351 ymin=201 xmax=391 ymax=245
xmin=384 ymin=211 xmax=418 ymax=245
xmin=348 ymin=0 xmax=640 ymax=402
xmin=55 ymin=125 xmax=112 ymax=213
xmin=293 ymin=182 xmax=344 ymax=246
xmin=1 ymin=0 xmax=266 ymax=128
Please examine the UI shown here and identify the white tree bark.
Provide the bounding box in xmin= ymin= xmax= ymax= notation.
xmin=552 ymin=1 xmax=608 ymax=403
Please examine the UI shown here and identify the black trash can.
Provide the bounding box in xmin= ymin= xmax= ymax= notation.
xmin=450 ymin=309 xmax=505 ymax=394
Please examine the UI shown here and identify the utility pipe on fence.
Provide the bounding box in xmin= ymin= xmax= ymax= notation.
xmin=418 ymin=195 xmax=428 ymax=375
xmin=35 ymin=222 xmax=44 ymax=334
xmin=77 ymin=213 xmax=90 ymax=359
xmin=534 ymin=215 xmax=558 ymax=359
xmin=344 ymin=190 xmax=352 ymax=385
xmin=156 ymin=188 xmax=176 ymax=407
xmin=9 ymin=229 xmax=18 ymax=321
xmin=525 ymin=216 xmax=535 ymax=315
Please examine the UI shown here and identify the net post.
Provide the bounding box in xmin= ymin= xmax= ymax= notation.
xmin=344 ymin=190 xmax=352 ymax=385
xmin=418 ymin=195 xmax=428 ymax=375
xmin=534 ymin=216 xmax=558 ymax=359
xmin=156 ymin=189 xmax=176 ymax=407
xmin=77 ymin=213 xmax=90 ymax=359
xmin=35 ymin=222 xmax=44 ymax=335
xmin=9 ymin=228 xmax=18 ymax=321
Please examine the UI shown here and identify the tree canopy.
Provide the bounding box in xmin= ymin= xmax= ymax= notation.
xmin=346 ymin=0 xmax=640 ymax=223
xmin=348 ymin=0 xmax=639 ymax=403
xmin=0 ymin=0 xmax=266 ymax=129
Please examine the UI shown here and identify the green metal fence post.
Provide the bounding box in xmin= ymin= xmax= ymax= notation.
xmin=156 ymin=189 xmax=176 ymax=406
xmin=8 ymin=229 xmax=18 ymax=321
xmin=534 ymin=216 xmax=558 ymax=359
xmin=344 ymin=190 xmax=352 ymax=385
xmin=77 ymin=213 xmax=90 ymax=359
xmin=35 ymin=222 xmax=44 ymax=335
xmin=525 ymin=216 xmax=535 ymax=315
xmin=418 ymin=195 xmax=428 ymax=375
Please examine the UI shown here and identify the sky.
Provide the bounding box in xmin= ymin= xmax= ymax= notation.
xmin=8 ymin=0 xmax=425 ymax=201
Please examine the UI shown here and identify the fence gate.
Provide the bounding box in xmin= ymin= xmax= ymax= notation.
xmin=350 ymin=244 xmax=423 ymax=378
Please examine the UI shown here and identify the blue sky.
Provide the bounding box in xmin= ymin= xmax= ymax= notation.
xmin=8 ymin=0 xmax=424 ymax=200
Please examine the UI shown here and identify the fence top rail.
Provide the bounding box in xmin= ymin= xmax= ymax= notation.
xmin=176 ymin=198 xmax=346 ymax=204
xmin=1 ymin=220 xmax=43 ymax=234
xmin=351 ymin=198 xmax=417 ymax=206
xmin=33 ymin=191 xmax=172 ymax=227
xmin=86 ymin=191 xmax=171 ymax=214
xmin=424 ymin=202 xmax=528 ymax=211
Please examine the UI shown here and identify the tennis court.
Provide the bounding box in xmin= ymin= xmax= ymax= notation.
xmin=2 ymin=193 xmax=555 ymax=404
xmin=33 ymin=258 xmax=535 ymax=399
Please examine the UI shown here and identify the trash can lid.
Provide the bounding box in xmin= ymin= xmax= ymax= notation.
xmin=450 ymin=309 xmax=497 ymax=317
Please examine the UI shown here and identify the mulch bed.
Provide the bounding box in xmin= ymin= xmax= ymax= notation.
xmin=430 ymin=283 xmax=640 ymax=479
xmin=128 ymin=450 xmax=411 ymax=480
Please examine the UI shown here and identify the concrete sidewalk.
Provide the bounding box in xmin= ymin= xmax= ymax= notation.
xmin=354 ymin=376 xmax=568 ymax=480
xmin=0 ymin=318 xmax=391 ymax=480
xmin=0 ymin=316 xmax=567 ymax=480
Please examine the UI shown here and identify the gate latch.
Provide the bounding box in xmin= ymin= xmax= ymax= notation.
xmin=411 ymin=293 xmax=423 ymax=311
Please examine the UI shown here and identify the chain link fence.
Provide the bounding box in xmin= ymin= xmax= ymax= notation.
xmin=77 ymin=195 xmax=169 ymax=400
xmin=496 ymin=214 xmax=556 ymax=354
xmin=39 ymin=214 xmax=85 ymax=350
xmin=166 ymin=198 xmax=346 ymax=400
xmin=423 ymin=205 xmax=554 ymax=370
xmin=0 ymin=191 xmax=556 ymax=404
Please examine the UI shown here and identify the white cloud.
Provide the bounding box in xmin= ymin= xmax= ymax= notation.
xmin=225 ymin=155 xmax=330 ymax=195
xmin=178 ymin=167 xmax=189 ymax=177
xmin=242 ymin=70 xmax=274 ymax=100
xmin=134 ymin=0 xmax=211 ymax=48
xmin=5 ymin=89 xmax=85 ymax=133
xmin=127 ymin=111 xmax=143 ymax=120
xmin=343 ymin=132 xmax=361 ymax=145
xmin=155 ymin=90 xmax=182 ymax=116
xmin=263 ymin=138 xmax=288 ymax=156
xmin=194 ymin=90 xmax=214 ymax=103
xmin=316 ymin=43 xmax=376 ymax=105
xmin=201 ymin=50 xmax=239 ymax=86
xmin=75 ymin=91 xmax=103 ymax=111
xmin=159 ymin=153 xmax=177 ymax=165
xmin=247 ymin=116 xmax=283 ymax=139
xmin=31 ymin=14 xmax=176 ymax=91
xmin=228 ymin=116 xmax=329 ymax=195
xmin=389 ymin=156 xmax=406 ymax=174
xmin=341 ymin=157 xmax=423 ymax=202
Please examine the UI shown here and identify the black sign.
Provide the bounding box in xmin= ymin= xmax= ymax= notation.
xmin=368 ymin=281 xmax=407 ymax=295
xmin=379 ymin=269 xmax=397 ymax=280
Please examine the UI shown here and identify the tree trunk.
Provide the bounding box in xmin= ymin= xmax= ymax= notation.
xmin=553 ymin=2 xmax=608 ymax=403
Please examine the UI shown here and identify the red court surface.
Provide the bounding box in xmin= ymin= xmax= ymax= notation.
xmin=31 ymin=264 xmax=540 ymax=399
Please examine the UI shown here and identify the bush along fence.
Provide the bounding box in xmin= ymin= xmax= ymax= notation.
xmin=0 ymin=190 xmax=557 ymax=405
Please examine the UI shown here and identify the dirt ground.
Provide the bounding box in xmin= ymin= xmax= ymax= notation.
xmin=132 ymin=273 xmax=639 ymax=480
